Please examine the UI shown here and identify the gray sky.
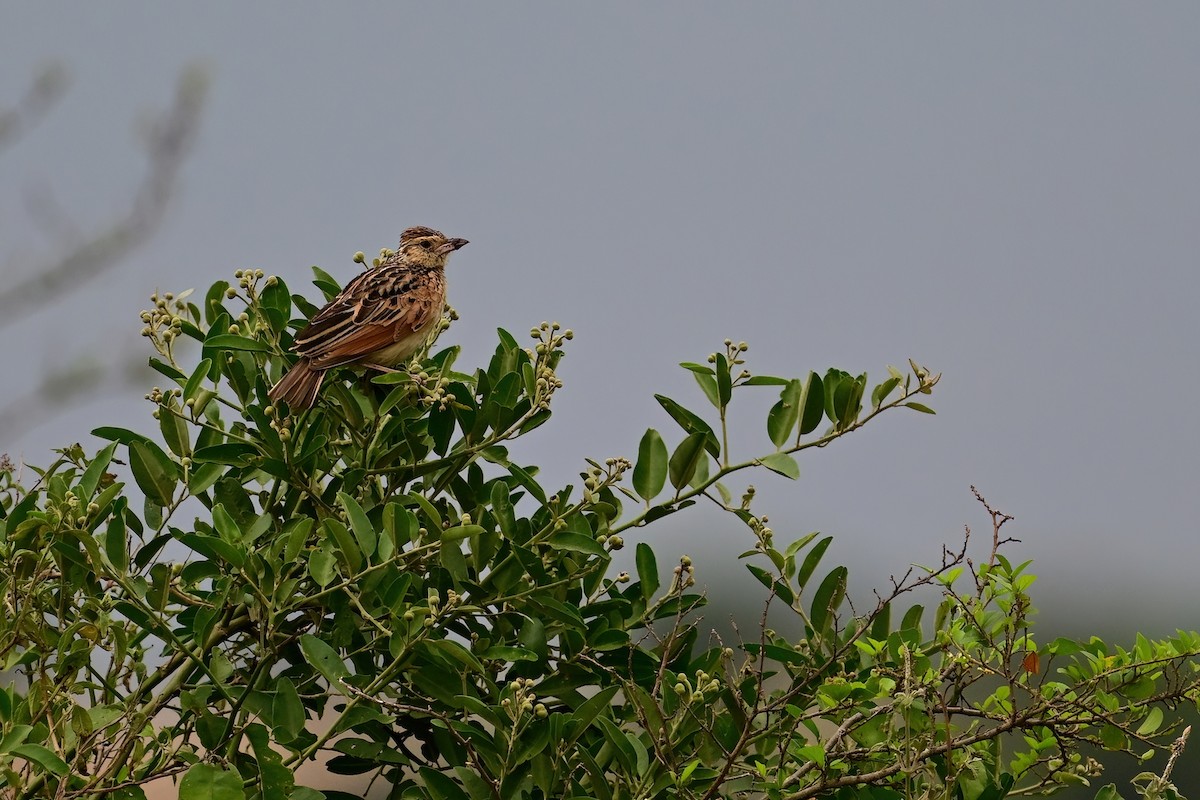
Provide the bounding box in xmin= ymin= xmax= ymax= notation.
xmin=3 ymin=4 xmax=1198 ymax=634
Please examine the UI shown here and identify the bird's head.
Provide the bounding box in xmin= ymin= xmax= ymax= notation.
xmin=397 ymin=226 xmax=469 ymax=268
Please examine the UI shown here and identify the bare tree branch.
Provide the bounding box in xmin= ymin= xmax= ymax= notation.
xmin=0 ymin=64 xmax=208 ymax=328
xmin=0 ymin=351 xmax=147 ymax=445
xmin=0 ymin=62 xmax=69 ymax=153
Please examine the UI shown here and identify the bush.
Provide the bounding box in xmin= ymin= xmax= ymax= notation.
xmin=0 ymin=264 xmax=1196 ymax=800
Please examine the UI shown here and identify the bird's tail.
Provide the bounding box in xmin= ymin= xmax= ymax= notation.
xmin=269 ymin=358 xmax=324 ymax=411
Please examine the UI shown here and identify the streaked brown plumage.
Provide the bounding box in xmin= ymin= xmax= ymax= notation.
xmin=269 ymin=226 xmax=468 ymax=410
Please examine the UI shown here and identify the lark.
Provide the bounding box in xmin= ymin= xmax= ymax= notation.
xmin=269 ymin=226 xmax=468 ymax=410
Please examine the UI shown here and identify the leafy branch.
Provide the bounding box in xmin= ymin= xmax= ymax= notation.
xmin=0 ymin=264 xmax=1194 ymax=800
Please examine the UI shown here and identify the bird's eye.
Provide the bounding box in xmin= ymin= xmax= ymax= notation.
xmin=420 ymin=241 xmax=434 ymax=250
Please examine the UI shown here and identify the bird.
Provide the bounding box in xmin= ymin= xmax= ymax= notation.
xmin=269 ymin=226 xmax=469 ymax=410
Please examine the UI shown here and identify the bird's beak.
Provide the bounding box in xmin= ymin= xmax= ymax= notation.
xmin=437 ymin=238 xmax=469 ymax=254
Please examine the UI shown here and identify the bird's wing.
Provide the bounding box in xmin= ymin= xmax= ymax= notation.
xmin=291 ymin=265 xmax=441 ymax=369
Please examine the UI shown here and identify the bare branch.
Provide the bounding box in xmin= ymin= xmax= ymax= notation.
xmin=0 ymin=64 xmax=208 ymax=328
xmin=0 ymin=348 xmax=146 ymax=445
xmin=0 ymin=62 xmax=69 ymax=153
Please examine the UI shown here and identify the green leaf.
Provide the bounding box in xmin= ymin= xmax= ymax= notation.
xmin=511 ymin=722 xmax=552 ymax=765
xmin=901 ymin=604 xmax=924 ymax=632
xmin=746 ymin=564 xmax=794 ymax=605
xmin=269 ymin=677 xmax=306 ymax=743
xmin=1135 ymin=706 xmax=1163 ymax=736
xmin=308 ymin=546 xmax=336 ymax=587
xmin=323 ymin=518 xmax=361 ymax=573
xmin=519 ymin=615 xmax=548 ymax=660
xmin=549 ymin=531 xmax=606 ymax=556
xmin=442 ymin=524 xmax=486 ymax=542
xmin=178 ymin=763 xmax=244 ymax=800
xmin=178 ymin=534 xmax=245 ymax=567
xmin=338 ymin=492 xmax=377 ymax=559
xmin=0 ymin=724 xmax=31 ymax=758
xmin=419 ymin=766 xmax=470 ymax=800
xmin=310 ymin=265 xmax=341 ymax=298
xmin=632 ymin=428 xmax=668 ymax=503
xmin=260 ymin=276 xmax=291 ymax=325
xmin=86 ymin=706 xmax=124 ymax=733
xmin=204 ymin=333 xmax=272 ymax=353
xmin=300 ymin=634 xmax=350 ymax=688
xmin=596 ymin=716 xmax=639 ymax=773
xmin=91 ymin=426 xmax=150 ymax=446
xmin=797 ymin=371 xmax=825 ymax=436
xmin=441 ymin=538 xmax=468 ymax=582
xmin=690 ymin=369 xmax=721 ymax=409
xmin=871 ymin=376 xmax=901 ymax=408
xmin=288 ymin=790 xmax=325 ymax=800
xmin=810 ymin=566 xmax=848 ymax=638
xmin=679 ymin=362 xmax=715 ymax=376
xmin=714 ymin=352 xmax=732 ymax=407
xmin=564 ymin=685 xmax=620 ymax=746
xmin=149 ymin=357 xmax=187 ymax=382
xmin=188 ymin=463 xmax=224 ymax=495
xmin=479 ymin=646 xmax=538 ymax=662
xmin=454 ymin=769 xmax=495 ymax=800
xmin=904 ymin=402 xmax=936 ymax=414
xmin=687 ymin=448 xmax=709 ymax=490
xmin=507 ymin=464 xmax=547 ymax=504
xmin=758 ymin=452 xmax=799 ymax=480
xmin=77 ymin=442 xmax=117 ymax=500
xmin=767 ymin=379 xmax=802 ymax=448
xmin=129 ymin=440 xmax=177 ymax=507
xmin=1099 ymin=724 xmax=1127 ymax=751
xmin=372 ymin=371 xmax=414 ymax=386
xmin=159 ymin=402 xmax=190 ymax=457
xmin=825 ymin=370 xmax=864 ymax=430
xmin=425 ymin=640 xmax=485 ymax=675
xmin=490 ymin=481 xmax=517 ymax=538
xmin=10 ymin=744 xmax=68 ymax=776
xmin=183 ymin=358 xmax=214 ymax=403
xmin=636 ymin=542 xmax=659 ymax=601
xmin=191 ymin=442 xmax=260 ymax=465
xmin=212 ymin=503 xmax=242 ymax=543
xmin=104 ymin=515 xmax=128 ymax=572
xmin=796 ymin=536 xmax=832 ymax=588
xmin=245 ymin=722 xmax=294 ymax=798
xmin=204 ymin=280 xmax=231 ymax=324
xmin=668 ymin=432 xmax=708 ymax=490
xmin=654 ymin=394 xmax=720 ymax=458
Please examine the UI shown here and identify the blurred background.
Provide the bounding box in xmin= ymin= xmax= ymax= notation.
xmin=3 ymin=4 xmax=1198 ymax=792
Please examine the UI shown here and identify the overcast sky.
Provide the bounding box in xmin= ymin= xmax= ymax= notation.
xmin=3 ymin=4 xmax=1198 ymax=635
